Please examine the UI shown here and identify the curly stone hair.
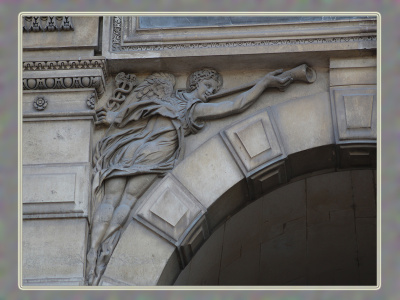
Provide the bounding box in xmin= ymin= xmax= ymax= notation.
xmin=186 ymin=68 xmax=223 ymax=93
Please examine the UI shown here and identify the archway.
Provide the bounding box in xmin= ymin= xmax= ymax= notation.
xmin=173 ymin=169 xmax=376 ymax=285
xmin=100 ymin=87 xmax=377 ymax=286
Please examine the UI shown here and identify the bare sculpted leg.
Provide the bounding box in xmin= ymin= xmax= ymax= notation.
xmin=102 ymin=174 xmax=157 ymax=242
xmin=86 ymin=177 xmax=126 ymax=284
xmin=86 ymin=174 xmax=157 ymax=284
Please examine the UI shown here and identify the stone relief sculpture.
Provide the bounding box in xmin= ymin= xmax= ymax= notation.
xmin=86 ymin=65 xmax=316 ymax=285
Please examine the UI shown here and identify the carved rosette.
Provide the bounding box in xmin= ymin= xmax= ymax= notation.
xmin=33 ymin=96 xmax=48 ymax=111
xmin=23 ymin=16 xmax=74 ymax=33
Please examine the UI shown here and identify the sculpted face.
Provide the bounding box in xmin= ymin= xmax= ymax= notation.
xmin=196 ymin=79 xmax=219 ymax=101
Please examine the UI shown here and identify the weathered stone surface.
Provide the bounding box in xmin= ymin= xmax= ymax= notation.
xmin=356 ymin=217 xmax=377 ymax=285
xmin=307 ymin=220 xmax=359 ymax=285
xmin=272 ymin=92 xmax=334 ymax=155
xmin=352 ymin=170 xmax=376 ymax=218
xmin=22 ymin=163 xmax=91 ymax=218
xmin=261 ymin=179 xmax=306 ymax=226
xmin=173 ymin=135 xmax=244 ymax=208
xmin=330 ymin=67 xmax=377 ymax=86
xmin=102 ymin=221 xmax=176 ymax=286
xmin=221 ymin=200 xmax=262 ymax=269
xmin=23 ymin=119 xmax=92 ymax=165
xmin=306 ymin=171 xmax=353 ymax=226
xmin=219 ymin=244 xmax=261 ymax=285
xmin=260 ymin=220 xmax=307 ymax=285
xmin=22 ymin=218 xmax=88 ymax=282
xmin=156 ymin=251 xmax=181 ymax=285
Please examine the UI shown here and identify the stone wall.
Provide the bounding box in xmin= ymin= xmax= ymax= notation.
xmin=21 ymin=15 xmax=378 ymax=287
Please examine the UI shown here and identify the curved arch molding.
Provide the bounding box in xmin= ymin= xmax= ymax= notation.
xmin=101 ymin=81 xmax=377 ymax=286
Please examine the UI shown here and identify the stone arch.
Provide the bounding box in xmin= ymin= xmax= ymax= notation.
xmin=100 ymin=85 xmax=377 ymax=286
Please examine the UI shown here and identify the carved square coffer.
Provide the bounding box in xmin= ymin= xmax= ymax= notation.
xmin=134 ymin=173 xmax=206 ymax=245
xmin=221 ymin=107 xmax=285 ymax=176
xmin=330 ymin=86 xmax=377 ymax=143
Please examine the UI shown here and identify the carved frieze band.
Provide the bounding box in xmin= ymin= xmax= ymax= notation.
xmin=23 ymin=16 xmax=74 ymax=33
xmin=23 ymin=16 xmax=73 ymax=32
xmin=23 ymin=59 xmax=108 ymax=80
xmin=111 ymin=16 xmax=376 ymax=52
xmin=23 ymin=76 xmax=105 ymax=96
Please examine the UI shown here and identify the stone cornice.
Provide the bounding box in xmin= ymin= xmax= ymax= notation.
xmin=23 ymin=58 xmax=108 ymax=80
xmin=111 ymin=16 xmax=377 ymax=53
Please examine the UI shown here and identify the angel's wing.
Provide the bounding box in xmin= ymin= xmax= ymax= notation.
xmin=134 ymin=72 xmax=176 ymax=102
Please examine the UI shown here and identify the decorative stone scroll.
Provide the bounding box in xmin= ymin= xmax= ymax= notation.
xmin=23 ymin=16 xmax=74 ymax=33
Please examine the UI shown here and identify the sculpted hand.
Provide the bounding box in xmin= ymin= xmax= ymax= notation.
xmin=95 ymin=107 xmax=118 ymax=126
xmin=264 ymin=69 xmax=294 ymax=92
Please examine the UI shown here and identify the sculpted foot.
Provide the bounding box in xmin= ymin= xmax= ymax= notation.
xmin=86 ymin=248 xmax=98 ymax=285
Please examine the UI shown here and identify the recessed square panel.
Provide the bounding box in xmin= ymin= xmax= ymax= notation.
xmin=343 ymin=94 xmax=374 ymax=129
xmin=331 ymin=87 xmax=377 ymax=143
xmin=236 ymin=120 xmax=271 ymax=158
xmin=135 ymin=174 xmax=206 ymax=243
xmin=222 ymin=108 xmax=284 ymax=175
xmin=150 ymin=189 xmax=189 ymax=227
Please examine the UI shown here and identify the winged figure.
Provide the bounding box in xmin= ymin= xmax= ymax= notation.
xmin=86 ymin=66 xmax=314 ymax=285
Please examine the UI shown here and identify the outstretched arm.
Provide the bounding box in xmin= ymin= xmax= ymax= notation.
xmin=192 ymin=69 xmax=293 ymax=121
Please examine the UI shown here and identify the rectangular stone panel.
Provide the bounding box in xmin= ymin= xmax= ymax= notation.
xmin=331 ymin=86 xmax=377 ymax=142
xmin=330 ymin=67 xmax=377 ymax=86
xmin=23 ymin=173 xmax=76 ymax=204
xmin=23 ymin=119 xmax=92 ymax=165
xmin=23 ymin=89 xmax=97 ymax=115
xmin=22 ymin=163 xmax=91 ymax=218
xmin=344 ymin=94 xmax=374 ymax=129
xmin=330 ymin=57 xmax=377 ymax=69
xmin=22 ymin=218 xmax=88 ymax=282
